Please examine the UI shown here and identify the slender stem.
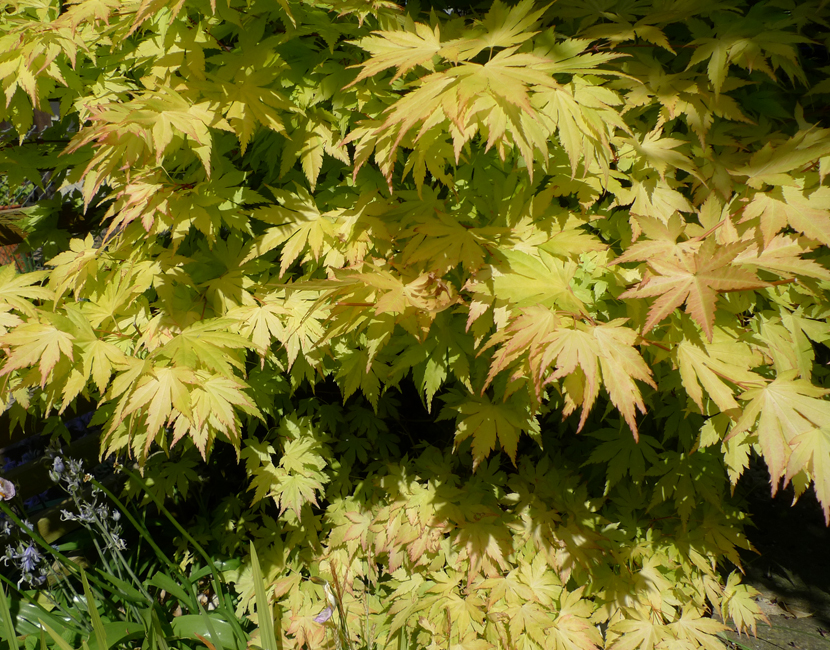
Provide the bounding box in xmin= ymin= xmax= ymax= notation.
xmin=0 ymin=504 xmax=117 ymax=601
xmin=120 ymin=468 xmax=248 ymax=643
xmin=0 ymin=570 xmax=86 ymax=631
xmin=89 ymin=479 xmax=186 ymax=578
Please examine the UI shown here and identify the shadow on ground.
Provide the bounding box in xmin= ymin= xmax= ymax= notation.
xmin=722 ymin=460 xmax=830 ymax=650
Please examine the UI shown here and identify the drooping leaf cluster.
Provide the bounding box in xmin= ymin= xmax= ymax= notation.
xmin=2 ymin=0 xmax=830 ymax=647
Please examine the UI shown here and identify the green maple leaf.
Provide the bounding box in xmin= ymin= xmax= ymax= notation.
xmin=743 ymin=186 xmax=830 ymax=246
xmin=722 ymin=573 xmax=765 ymax=637
xmin=625 ymin=129 xmax=701 ymax=181
xmin=675 ymin=331 xmax=764 ymax=414
xmin=334 ymin=343 xmax=382 ymax=409
xmin=586 ymin=429 xmax=662 ymax=488
xmin=734 ymin=234 xmax=830 ymax=281
xmin=491 ymin=249 xmax=587 ymax=312
xmin=480 ymin=568 xmax=534 ymax=608
xmin=156 ymin=318 xmax=253 ymax=376
xmin=187 ymin=372 xmax=261 ymax=450
xmin=668 ymin=608 xmax=727 ymax=649
xmin=445 ymin=394 xmax=538 ymax=467
xmin=518 ymin=552 xmax=561 ymax=607
xmin=506 ymin=601 xmax=552 ymax=645
xmin=401 ymin=213 xmax=506 ymax=274
xmin=272 ymin=469 xmax=327 ymax=517
xmin=348 ymin=19 xmax=442 ymax=85
xmin=735 ymin=131 xmax=830 ymax=189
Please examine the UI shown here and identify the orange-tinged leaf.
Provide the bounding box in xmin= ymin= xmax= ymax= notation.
xmin=620 ymin=238 xmax=766 ymax=341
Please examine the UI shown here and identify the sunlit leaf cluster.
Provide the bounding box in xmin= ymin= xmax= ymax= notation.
xmin=2 ymin=0 xmax=830 ymax=647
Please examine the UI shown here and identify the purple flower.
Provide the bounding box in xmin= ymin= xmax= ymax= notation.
xmin=313 ymin=607 xmax=333 ymax=623
xmin=18 ymin=544 xmax=41 ymax=572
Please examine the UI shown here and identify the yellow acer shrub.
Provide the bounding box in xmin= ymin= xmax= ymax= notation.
xmin=2 ymin=0 xmax=830 ymax=648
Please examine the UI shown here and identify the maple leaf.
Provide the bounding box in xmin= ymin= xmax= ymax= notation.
xmin=280 ymin=111 xmax=349 ymax=192
xmin=758 ymin=313 xmax=830 ymax=379
xmin=47 ymin=234 xmax=99 ymax=299
xmin=518 ymin=552 xmax=562 ymax=606
xmin=486 ymin=316 xmax=654 ymax=438
xmin=443 ymin=394 xmax=538 ymax=467
xmin=154 ymin=318 xmax=253 ymax=376
xmin=0 ymin=265 xmax=51 ymax=316
xmin=0 ymin=306 xmax=21 ymax=337
xmin=348 ymin=19 xmax=443 ymax=85
xmin=550 ymin=587 xmax=603 ymax=650
xmin=727 ymin=375 xmax=830 ymax=495
xmin=490 ymin=249 xmax=586 ymax=313
xmin=453 ymin=503 xmax=513 ymax=584
xmin=586 ymin=429 xmax=662 ymax=488
xmin=185 ymin=372 xmax=262 ymax=451
xmin=505 ymin=601 xmax=552 ymax=646
xmin=675 ymin=330 xmax=765 ymax=414
xmin=242 ymin=413 xmax=330 ymax=518
xmin=742 ymin=186 xmax=830 ymax=247
xmin=334 ymin=344 xmax=384 ymax=409
xmin=620 ymin=238 xmax=767 ymax=341
xmin=721 ymin=573 xmax=766 ymax=637
xmin=228 ymin=296 xmax=288 ymax=356
xmin=122 ymin=364 xmax=195 ymax=451
xmin=200 ymin=65 xmax=289 ymax=154
xmin=668 ymin=609 xmax=727 ymax=649
xmin=453 ymin=0 xmax=549 ymax=58
xmin=400 ymin=213 xmax=506 ymax=274
xmin=785 ymin=427 xmax=830 ymax=525
xmin=623 ymin=129 xmax=701 ymax=181
xmin=253 ymin=187 xmax=339 ymax=275
xmin=67 ymin=89 xmax=229 ymax=203
xmin=0 ymin=319 xmax=75 ymax=387
xmin=607 ymin=609 xmax=668 ymax=650
xmin=733 ymin=128 xmax=830 ymax=189
xmin=733 ymin=234 xmax=830 ymax=281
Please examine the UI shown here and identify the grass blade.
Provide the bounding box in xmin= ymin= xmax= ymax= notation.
xmin=0 ymin=582 xmax=20 ymax=650
xmin=250 ymin=542 xmax=278 ymax=650
xmin=81 ymin=569 xmax=109 ymax=650
xmin=39 ymin=620 xmax=74 ymax=650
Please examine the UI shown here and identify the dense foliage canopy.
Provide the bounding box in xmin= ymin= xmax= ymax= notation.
xmin=2 ymin=0 xmax=830 ymax=648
